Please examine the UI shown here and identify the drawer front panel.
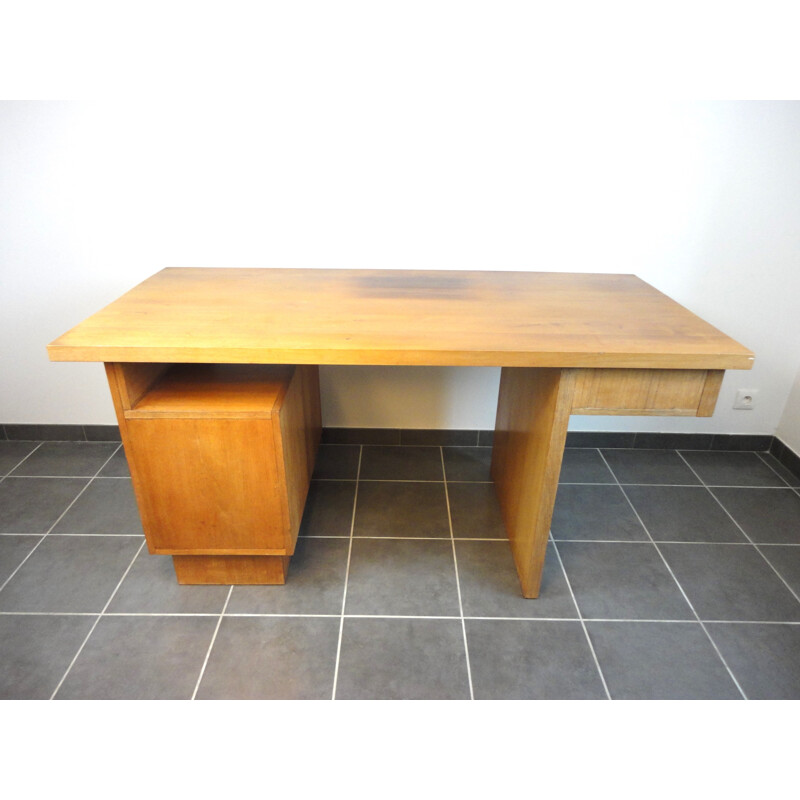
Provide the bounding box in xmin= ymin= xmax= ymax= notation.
xmin=125 ymin=417 xmax=288 ymax=553
xmin=571 ymin=369 xmax=723 ymax=417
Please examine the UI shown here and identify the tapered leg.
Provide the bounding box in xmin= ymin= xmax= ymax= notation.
xmin=491 ymin=368 xmax=576 ymax=598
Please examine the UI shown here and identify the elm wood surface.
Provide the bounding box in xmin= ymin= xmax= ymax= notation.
xmin=172 ymin=555 xmax=290 ymax=586
xmin=106 ymin=363 xmax=320 ymax=585
xmin=571 ymin=369 xmax=724 ymax=417
xmin=48 ymin=269 xmax=754 ymax=595
xmin=47 ymin=268 xmax=754 ymax=369
xmin=492 ymin=368 xmax=576 ymax=597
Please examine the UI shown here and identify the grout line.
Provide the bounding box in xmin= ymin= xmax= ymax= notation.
xmin=675 ymin=452 xmax=800 ymax=608
xmin=0 ymin=444 xmax=124 ymax=595
xmin=315 ymin=478 xmax=495 ymax=485
xmin=464 ymin=617 xmax=800 ymax=625
xmin=206 ymin=612 xmax=341 ymax=618
xmin=441 ymin=446 xmax=474 ymax=701
xmin=313 ymin=477 xmax=794 ymax=488
xmin=561 ymin=481 xmax=794 ymax=488
xmin=312 ymin=535 xmax=500 ymax=541
xmin=324 ymin=442 xmax=480 ymax=449
xmin=599 ymin=449 xmax=749 ymax=700
xmin=0 ymin=611 xmax=222 ymax=617
xmin=267 ymin=532 xmax=800 ymax=547
xmin=330 ymin=445 xmax=362 ymax=700
xmin=0 ymin=441 xmax=45 ymax=483
xmin=550 ymin=538 xmax=612 ymax=700
xmin=579 ymin=618 xmax=800 ymax=626
xmin=315 ymin=478 xmax=445 ymax=483
xmin=3 ymin=609 xmax=800 ymax=624
xmin=0 ymin=611 xmax=101 ymax=617
xmin=761 ymin=443 xmax=800 ymax=497
xmin=299 ymin=534 xmax=505 ymax=541
xmin=49 ymin=536 xmax=146 ymax=699
xmin=754 ymin=451 xmax=800 ymax=490
xmin=191 ymin=585 xmax=234 ymax=700
xmin=551 ymin=538 xmax=772 ymax=545
xmin=0 ymin=533 xmax=144 ymax=538
xmin=2 ymin=475 xmax=131 ymax=480
xmin=251 ymin=533 xmax=800 ymax=546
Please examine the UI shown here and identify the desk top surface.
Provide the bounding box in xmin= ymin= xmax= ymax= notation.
xmin=47 ymin=268 xmax=754 ymax=369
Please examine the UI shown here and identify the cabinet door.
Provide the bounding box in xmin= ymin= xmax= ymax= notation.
xmin=126 ymin=417 xmax=289 ymax=554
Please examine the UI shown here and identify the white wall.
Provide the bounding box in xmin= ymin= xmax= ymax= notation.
xmin=2 ymin=100 xmax=800 ymax=433
xmin=777 ymin=367 xmax=800 ymax=455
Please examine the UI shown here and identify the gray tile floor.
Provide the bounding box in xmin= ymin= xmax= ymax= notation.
xmin=2 ymin=438 xmax=800 ymax=700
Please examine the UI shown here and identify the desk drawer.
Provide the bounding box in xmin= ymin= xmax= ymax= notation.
xmin=571 ymin=369 xmax=723 ymax=417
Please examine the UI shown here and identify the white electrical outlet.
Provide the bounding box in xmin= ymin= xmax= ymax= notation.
xmin=733 ymin=389 xmax=758 ymax=410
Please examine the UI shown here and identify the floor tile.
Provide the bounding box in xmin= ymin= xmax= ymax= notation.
xmin=758 ymin=546 xmax=800 ymax=597
xmin=312 ymin=445 xmax=361 ymax=479
xmin=635 ymin=433 xmax=714 ymax=450
xmin=335 ymin=617 xmax=470 ymax=699
xmin=0 ymin=441 xmax=39 ymax=474
xmin=456 ymin=540 xmax=577 ymax=618
xmin=567 ymin=432 xmax=635 ymax=449
xmin=196 ymin=616 xmax=339 ymax=700
xmin=0 ymin=535 xmax=142 ymax=612
xmin=107 ymin=551 xmax=230 ymax=614
xmin=711 ymin=488 xmax=800 ymax=544
xmin=344 ymin=538 xmax=459 ymax=616
xmin=706 ymin=623 xmax=800 ymax=699
xmin=9 ymin=442 xmax=118 ymax=477
xmin=83 ymin=425 xmax=122 ymax=442
xmin=559 ymin=448 xmax=615 ymax=483
xmin=600 ymin=449 xmax=700 ymax=485
xmin=758 ymin=453 xmax=800 ymax=487
xmin=0 ymin=478 xmax=88 ymax=533
xmin=4 ymin=438 xmax=795 ymax=702
xmin=477 ymin=430 xmax=494 ymax=447
xmin=97 ymin=448 xmax=131 ymax=477
xmin=299 ymin=480 xmax=356 ymax=537
xmin=711 ymin=435 xmax=773 ymax=452
xmin=0 ymin=535 xmax=42 ymax=585
xmin=659 ymin=543 xmax=800 ymax=621
xmin=466 ymin=619 xmax=607 ymax=699
xmin=354 ymin=481 xmax=450 ymax=538
xmin=226 ymin=537 xmax=348 ymax=615
xmin=322 ymin=427 xmax=400 ymax=445
xmin=402 ymin=429 xmax=477 ymax=446
xmin=447 ymin=482 xmax=506 ymax=539
xmin=680 ymin=451 xmax=787 ymax=487
xmin=359 ymin=445 xmax=443 ymax=481
xmin=4 ymin=424 xmax=84 ymax=441
xmin=551 ymin=484 xmax=648 ymax=541
xmin=625 ymin=485 xmax=747 ymax=543
xmin=585 ymin=621 xmax=741 ymax=699
xmin=556 ymin=541 xmax=693 ymax=620
xmin=56 ymin=615 xmax=217 ymax=699
xmin=442 ymin=447 xmax=492 ymax=481
xmin=0 ymin=614 xmax=96 ymax=699
xmin=50 ymin=478 xmax=143 ymax=536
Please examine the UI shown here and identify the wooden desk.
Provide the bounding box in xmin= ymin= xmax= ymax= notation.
xmin=48 ymin=269 xmax=754 ymax=597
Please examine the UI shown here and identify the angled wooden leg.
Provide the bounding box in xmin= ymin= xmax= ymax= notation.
xmin=491 ymin=368 xmax=576 ymax=598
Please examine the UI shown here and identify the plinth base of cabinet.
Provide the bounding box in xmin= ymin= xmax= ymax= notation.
xmin=172 ymin=554 xmax=290 ymax=585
